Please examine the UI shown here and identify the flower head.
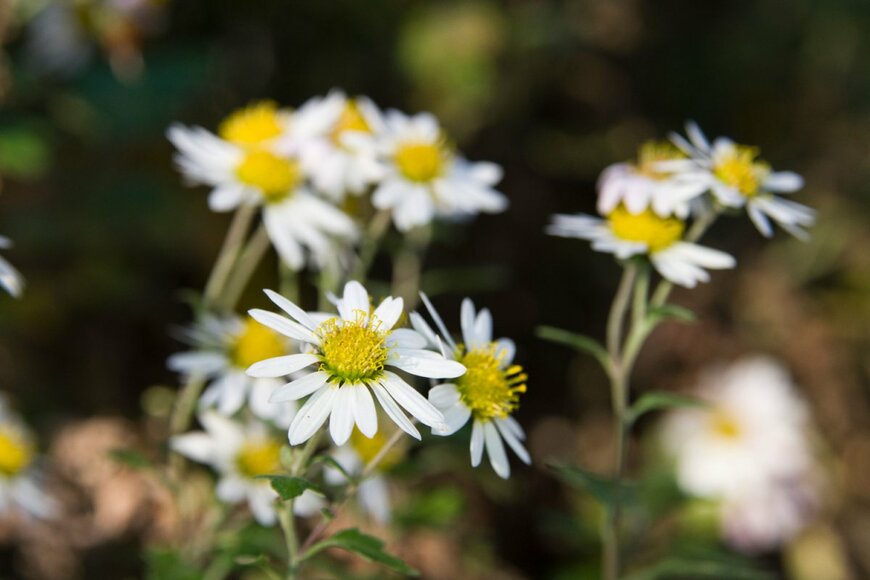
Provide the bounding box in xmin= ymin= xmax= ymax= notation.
xmin=0 ymin=395 xmax=55 ymax=519
xmin=0 ymin=235 xmax=23 ymax=298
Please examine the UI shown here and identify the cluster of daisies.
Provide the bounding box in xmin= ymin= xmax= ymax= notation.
xmin=661 ymin=357 xmax=822 ymax=553
xmin=168 ymin=91 xmax=507 ymax=271
xmin=548 ymin=122 xmax=815 ymax=288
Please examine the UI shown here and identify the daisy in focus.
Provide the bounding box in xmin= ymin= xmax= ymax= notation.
xmin=667 ymin=122 xmax=815 ymax=239
xmin=0 ymin=395 xmax=55 ymax=519
xmin=547 ymin=204 xmax=736 ymax=288
xmin=372 ymin=111 xmax=507 ymax=231
xmin=661 ymin=356 xmax=822 ymax=552
xmin=293 ymin=91 xmax=385 ymax=202
xmin=411 ymin=295 xmax=530 ymax=479
xmin=0 ymin=235 xmax=23 ymax=297
xmin=171 ymin=412 xmax=324 ymax=526
xmin=167 ymin=101 xmax=358 ymax=270
xmin=245 ymin=282 xmax=465 ymax=446
xmin=168 ymin=315 xmax=296 ymax=423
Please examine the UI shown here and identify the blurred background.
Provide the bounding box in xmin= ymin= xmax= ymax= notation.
xmin=0 ymin=0 xmax=868 ymax=578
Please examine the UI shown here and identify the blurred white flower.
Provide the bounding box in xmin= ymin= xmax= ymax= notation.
xmin=245 ymin=282 xmax=465 ymax=446
xmin=0 ymin=235 xmax=24 ymax=298
xmin=171 ymin=412 xmax=324 ymax=525
xmin=547 ymin=205 xmax=735 ymax=288
xmin=168 ymin=315 xmax=296 ymax=424
xmin=372 ymin=111 xmax=507 ymax=231
xmin=411 ymin=295 xmax=530 ymax=479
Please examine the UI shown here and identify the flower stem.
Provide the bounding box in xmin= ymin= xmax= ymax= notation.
xmin=391 ymin=224 xmax=432 ymax=307
xmin=219 ymin=223 xmax=271 ymax=311
xmin=203 ymin=204 xmax=256 ymax=309
xmin=352 ymin=209 xmax=392 ymax=283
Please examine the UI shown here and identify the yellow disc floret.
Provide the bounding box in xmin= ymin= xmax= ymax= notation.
xmin=331 ymin=100 xmax=371 ymax=143
xmin=395 ymin=141 xmax=448 ymax=183
xmin=713 ymin=145 xmax=769 ymax=197
xmin=636 ymin=140 xmax=686 ymax=180
xmin=454 ymin=344 xmax=527 ymax=421
xmin=710 ymin=409 xmax=742 ymax=441
xmin=0 ymin=427 xmax=33 ymax=478
xmin=608 ymin=205 xmax=685 ymax=253
xmin=318 ymin=314 xmax=389 ymax=384
xmin=231 ymin=318 xmax=286 ymax=369
xmin=235 ymin=438 xmax=283 ymax=479
xmin=235 ymin=150 xmax=302 ymax=203
xmin=219 ymin=101 xmax=285 ymax=147
xmin=350 ymin=428 xmax=404 ymax=471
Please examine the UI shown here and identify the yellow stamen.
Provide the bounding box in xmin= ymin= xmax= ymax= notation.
xmin=235 ymin=150 xmax=301 ymax=203
xmin=350 ymin=428 xmax=403 ymax=471
xmin=219 ymin=101 xmax=284 ymax=147
xmin=331 ymin=100 xmax=371 ymax=144
xmin=636 ymin=140 xmax=686 ymax=179
xmin=0 ymin=427 xmax=33 ymax=478
xmin=454 ymin=344 xmax=527 ymax=421
xmin=395 ymin=141 xmax=447 ymax=182
xmin=231 ymin=318 xmax=286 ymax=369
xmin=710 ymin=409 xmax=742 ymax=440
xmin=236 ymin=439 xmax=283 ymax=479
xmin=608 ymin=205 xmax=685 ymax=253
xmin=713 ymin=145 xmax=769 ymax=197
xmin=318 ymin=313 xmax=389 ymax=384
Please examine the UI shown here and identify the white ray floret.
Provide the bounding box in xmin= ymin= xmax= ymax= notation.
xmin=0 ymin=236 xmax=23 ymax=298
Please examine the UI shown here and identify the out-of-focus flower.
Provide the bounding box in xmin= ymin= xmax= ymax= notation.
xmin=661 ymin=356 xmax=822 ymax=552
xmin=547 ymin=205 xmax=735 ymax=288
xmin=245 ymin=282 xmax=465 ymax=446
xmin=293 ymin=91 xmax=386 ymax=202
xmin=0 ymin=395 xmax=55 ymax=519
xmin=0 ymin=235 xmax=23 ymax=297
xmin=167 ymin=102 xmax=358 ymax=270
xmin=168 ymin=315 xmax=296 ymax=423
xmin=372 ymin=111 xmax=507 ymax=231
xmin=666 ymin=122 xmax=815 ymax=239
xmin=171 ymin=413 xmax=324 ymax=525
xmin=412 ymin=295 xmax=530 ymax=479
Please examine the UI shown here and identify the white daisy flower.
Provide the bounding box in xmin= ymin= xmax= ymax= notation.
xmin=597 ymin=141 xmax=708 ymax=219
xmin=0 ymin=235 xmax=24 ymax=298
xmin=371 ymin=111 xmax=507 ymax=232
xmin=410 ymin=295 xmax=530 ymax=479
xmin=293 ymin=90 xmax=386 ymax=202
xmin=245 ymin=282 xmax=465 ymax=446
xmin=167 ymin=101 xmax=358 ymax=270
xmin=667 ymin=122 xmax=815 ymax=239
xmin=171 ymin=412 xmax=325 ymax=525
xmin=547 ymin=205 xmax=736 ymax=288
xmin=168 ymin=315 xmax=297 ymax=424
xmin=0 ymin=395 xmax=56 ymax=519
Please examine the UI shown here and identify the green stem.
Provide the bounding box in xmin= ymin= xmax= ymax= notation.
xmin=391 ymin=224 xmax=432 ymax=307
xmin=351 ymin=209 xmax=392 ymax=283
xmin=203 ymin=204 xmax=256 ymax=309
xmin=606 ymin=264 xmax=638 ymax=372
xmin=279 ymin=432 xmax=322 ymax=578
xmin=650 ymin=209 xmax=719 ymax=307
xmin=219 ymin=223 xmax=271 ymax=311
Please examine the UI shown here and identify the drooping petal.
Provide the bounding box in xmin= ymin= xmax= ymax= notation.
xmin=287 ymin=385 xmax=337 ymax=445
xmin=329 ymin=386 xmax=356 ymax=445
xmin=370 ymin=382 xmax=421 ymax=439
xmin=470 ymin=420 xmax=484 ymax=467
xmin=380 ymin=371 xmax=445 ymax=428
xmin=484 ymin=421 xmax=510 ymax=479
xmin=352 ymin=385 xmax=378 ymax=438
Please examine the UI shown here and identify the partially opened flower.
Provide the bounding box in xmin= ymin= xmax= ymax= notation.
xmin=0 ymin=235 xmax=23 ymax=298
xmin=548 ymin=204 xmax=736 ymax=288
xmin=411 ymin=296 xmax=530 ymax=479
xmin=0 ymin=395 xmax=55 ymax=519
xmin=372 ymin=111 xmax=507 ymax=231
xmin=171 ymin=413 xmax=324 ymax=525
xmin=245 ymin=282 xmax=465 ymax=446
xmin=293 ymin=91 xmax=385 ymax=201
xmin=667 ymin=122 xmax=815 ymax=239
xmin=167 ymin=101 xmax=358 ymax=270
xmin=168 ymin=315 xmax=297 ymax=424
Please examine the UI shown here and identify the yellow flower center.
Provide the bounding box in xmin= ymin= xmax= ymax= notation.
xmin=0 ymin=427 xmax=33 ymax=478
xmin=395 ymin=141 xmax=448 ymax=183
xmin=235 ymin=150 xmax=302 ymax=203
xmin=236 ymin=439 xmax=283 ymax=479
xmin=636 ymin=140 xmax=686 ymax=180
xmin=608 ymin=205 xmax=685 ymax=253
xmin=710 ymin=409 xmax=742 ymax=441
xmin=713 ymin=145 xmax=769 ymax=197
xmin=318 ymin=314 xmax=389 ymax=384
xmin=454 ymin=344 xmax=527 ymax=421
xmin=350 ymin=428 xmax=403 ymax=471
xmin=219 ymin=101 xmax=284 ymax=147
xmin=230 ymin=318 xmax=286 ymax=369
xmin=331 ymin=100 xmax=371 ymax=144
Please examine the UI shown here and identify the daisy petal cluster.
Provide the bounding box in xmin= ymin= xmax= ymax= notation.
xmin=661 ymin=357 xmax=821 ymax=552
xmin=411 ymin=294 xmax=531 ymax=479
xmin=245 ymin=281 xmax=465 ymax=446
xmin=0 ymin=235 xmax=24 ymax=298
xmin=0 ymin=394 xmax=55 ymax=519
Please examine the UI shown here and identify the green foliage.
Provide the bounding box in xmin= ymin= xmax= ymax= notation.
xmin=549 ymin=464 xmax=636 ymax=507
xmin=647 ymin=304 xmax=697 ymax=325
xmin=143 ymin=549 xmax=202 ymax=580
xmin=396 ymin=486 xmax=465 ymax=528
xmin=109 ymin=448 xmax=152 ymax=470
xmin=256 ymin=475 xmax=324 ymax=501
xmin=627 ymin=392 xmax=706 ymax=425
xmin=303 ymin=528 xmax=418 ymax=576
xmin=0 ymin=125 xmax=52 ymax=180
xmin=536 ymin=325 xmax=609 ymax=369
xmin=624 ymin=558 xmax=773 ymax=580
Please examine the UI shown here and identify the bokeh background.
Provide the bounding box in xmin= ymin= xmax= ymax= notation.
xmin=0 ymin=0 xmax=868 ymax=578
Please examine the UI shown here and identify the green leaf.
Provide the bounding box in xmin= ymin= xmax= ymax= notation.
xmin=549 ymin=464 xmax=635 ymax=507
xmin=623 ymin=557 xmax=773 ymax=580
xmin=647 ymin=304 xmax=696 ymax=324
xmin=536 ymin=326 xmax=609 ymax=368
xmin=311 ymin=455 xmax=355 ymax=483
xmin=627 ymin=392 xmax=706 ymax=425
xmin=255 ymin=475 xmax=323 ymax=501
xmin=109 ymin=448 xmax=152 ymax=470
xmin=303 ymin=528 xmax=418 ymax=576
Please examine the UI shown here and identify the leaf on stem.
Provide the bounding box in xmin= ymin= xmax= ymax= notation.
xmin=302 ymin=528 xmax=419 ymax=575
xmin=647 ymin=304 xmax=696 ymax=324
xmin=256 ymin=475 xmax=324 ymax=501
xmin=549 ymin=464 xmax=636 ymax=507
xmin=627 ymin=392 xmax=706 ymax=425
xmin=535 ymin=326 xmax=609 ymax=369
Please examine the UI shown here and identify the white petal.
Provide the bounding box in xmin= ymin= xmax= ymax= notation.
xmin=288 ymin=385 xmax=337 ymax=445
xmin=418 ymin=292 xmax=457 ymax=351
xmin=353 ymin=385 xmax=378 ymax=438
xmin=270 ymin=371 xmax=330 ymax=403
xmin=373 ymin=296 xmax=404 ymax=330
xmin=385 ymin=327 xmax=428 ymax=349
xmin=472 ymin=308 xmax=493 ymax=348
xmin=359 ymin=476 xmax=392 ymax=523
xmin=339 ymin=281 xmax=370 ymax=320
xmin=460 ymin=298 xmax=476 ymax=346
xmin=170 ymin=433 xmax=215 ymax=464
xmin=484 ymin=421 xmax=510 ymax=478
xmin=428 ymin=384 xmax=460 ymax=408
xmin=763 ymin=171 xmax=803 ymax=193
xmin=494 ymin=339 xmax=516 ymax=365
xmin=370 ymin=382 xmax=421 ymax=439
xmin=495 ymin=418 xmax=531 ymax=465
xmin=470 ymin=420 xmax=484 ymax=467
xmin=380 ymin=371 xmax=445 ymax=428
xmin=329 ymin=386 xmax=356 ymax=445
xmin=264 ymin=289 xmax=318 ymax=330
xmin=248 ymin=309 xmax=319 ymax=344
xmin=387 ymin=349 xmax=466 ymax=379
xmin=247 ymin=354 xmax=319 ymax=378
xmin=167 ymin=351 xmax=227 ymax=376
xmin=436 ymin=402 xmax=471 ymax=436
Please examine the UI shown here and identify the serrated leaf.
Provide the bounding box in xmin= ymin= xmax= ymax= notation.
xmin=627 ymin=392 xmax=706 ymax=425
xmin=255 ymin=475 xmax=323 ymax=501
xmin=109 ymin=448 xmax=152 ymax=470
xmin=303 ymin=528 xmax=418 ymax=576
xmin=549 ymin=464 xmax=635 ymax=507
xmin=535 ymin=326 xmax=609 ymax=368
xmin=647 ymin=304 xmax=696 ymax=324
